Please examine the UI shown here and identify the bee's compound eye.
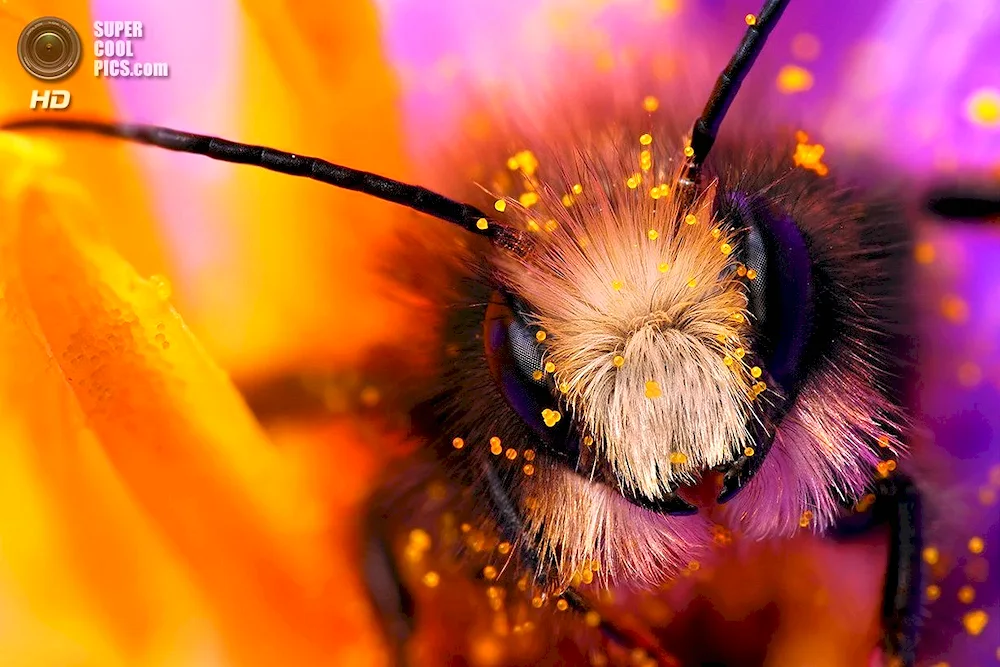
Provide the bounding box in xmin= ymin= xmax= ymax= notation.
xmin=483 ymin=292 xmax=575 ymax=459
xmin=724 ymin=194 xmax=814 ymax=392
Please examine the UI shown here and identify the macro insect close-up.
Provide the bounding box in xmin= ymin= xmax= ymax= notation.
xmin=0 ymin=0 xmax=998 ymax=666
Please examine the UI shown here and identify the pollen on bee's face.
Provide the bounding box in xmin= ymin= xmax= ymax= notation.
xmin=483 ymin=138 xmax=773 ymax=502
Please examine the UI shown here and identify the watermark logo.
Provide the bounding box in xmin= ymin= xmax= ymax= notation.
xmin=29 ymin=89 xmax=71 ymax=110
xmin=17 ymin=16 xmax=83 ymax=81
xmin=92 ymin=21 xmax=169 ymax=78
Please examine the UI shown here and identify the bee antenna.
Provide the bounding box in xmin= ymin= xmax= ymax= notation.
xmin=0 ymin=117 xmax=515 ymax=243
xmin=675 ymin=0 xmax=792 ymax=207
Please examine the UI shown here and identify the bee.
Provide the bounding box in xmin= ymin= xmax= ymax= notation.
xmin=5 ymin=0 xmax=994 ymax=664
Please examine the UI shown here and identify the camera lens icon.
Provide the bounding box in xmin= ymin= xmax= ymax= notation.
xmin=17 ymin=17 xmax=83 ymax=81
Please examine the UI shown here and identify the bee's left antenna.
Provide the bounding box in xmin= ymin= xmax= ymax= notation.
xmin=0 ymin=118 xmax=528 ymax=248
xmin=674 ymin=0 xmax=792 ymax=206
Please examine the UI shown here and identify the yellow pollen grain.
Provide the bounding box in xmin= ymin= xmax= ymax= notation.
xmin=799 ymin=510 xmax=813 ymax=527
xmin=585 ymin=611 xmax=601 ymax=627
xmin=645 ymin=381 xmax=662 ymax=399
xmin=558 ymin=381 xmax=570 ymax=393
xmin=648 ymin=229 xmax=659 ymax=240
xmin=494 ymin=199 xmax=507 ymax=212
xmin=750 ymin=366 xmax=762 ymax=378
xmin=452 ymin=437 xmax=465 ymax=449
xmin=878 ymin=434 xmax=891 ymax=448
xmin=541 ymin=409 xmax=562 ymax=427
xmin=723 ymin=355 xmax=734 ymax=366
xmin=777 ymin=65 xmax=814 ymax=93
xmin=490 ymin=440 xmax=503 ymax=455
xmin=572 ymin=183 xmax=583 ymax=194
xmin=531 ymin=596 xmax=544 ymax=608
xmin=643 ymin=95 xmax=659 ymax=112
xmin=476 ymin=217 xmax=489 ymax=230
xmin=687 ymin=277 xmax=697 ymax=288
xmin=721 ymin=242 xmax=733 ymax=255
xmin=962 ymin=609 xmax=988 ymax=636
xmin=506 ymin=156 xmax=519 ymax=170
xmin=737 ymin=265 xmax=747 ymax=276
xmin=685 ymin=213 xmax=697 ymax=225
xmin=966 ymin=88 xmax=1000 ymax=127
xmin=732 ymin=312 xmax=744 ymax=322
xmin=734 ymin=347 xmax=746 ymax=359
xmin=613 ymin=354 xmax=625 ymax=367
xmin=745 ymin=13 xmax=756 ymax=25
xmin=746 ymin=268 xmax=758 ymax=280
xmin=670 ymin=452 xmax=688 ymax=464
xmin=556 ymin=599 xmax=569 ymax=611
xmin=527 ymin=219 xmax=541 ymax=232
xmin=422 ymin=571 xmax=440 ymax=587
xmin=497 ymin=541 xmax=511 ymax=554
xmin=711 ymin=228 xmax=722 ymax=239
xmin=483 ymin=565 xmax=498 ymax=580
xmin=409 ymin=528 xmax=431 ymax=550
xmin=640 ymin=133 xmax=653 ymax=146
xmin=958 ymin=585 xmax=976 ymax=604
xmin=926 ymin=584 xmax=941 ymax=601
xmin=969 ymin=537 xmax=985 ymax=554
xmin=505 ymin=448 xmax=517 ymax=460
xmin=561 ymin=193 xmax=574 ymax=207
xmin=793 ymin=136 xmax=829 ymax=176
xmin=658 ymin=262 xmax=670 ymax=272
xmin=535 ymin=330 xmax=547 ymax=342
xmin=744 ymin=446 xmax=755 ymax=457
xmin=490 ymin=436 xmax=501 ymax=447
xmin=544 ymin=361 xmax=556 ymax=373
xmin=684 ymin=145 xmax=694 ymax=157
xmin=627 ymin=176 xmax=639 ymax=189
xmin=923 ymin=546 xmax=940 ymax=565
xmin=523 ymin=463 xmax=534 ymax=475
xmin=532 ymin=370 xmax=544 ymax=381
xmin=583 ymin=435 xmax=594 ymax=447
xmin=524 ymin=449 xmax=535 ymax=461
xmin=519 ymin=192 xmax=539 ymax=207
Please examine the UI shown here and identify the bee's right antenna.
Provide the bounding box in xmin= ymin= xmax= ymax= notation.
xmin=674 ymin=0 xmax=792 ymax=210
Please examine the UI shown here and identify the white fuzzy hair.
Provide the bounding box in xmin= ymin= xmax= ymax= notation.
xmin=519 ymin=465 xmax=713 ymax=588
xmin=494 ymin=144 xmax=759 ymax=503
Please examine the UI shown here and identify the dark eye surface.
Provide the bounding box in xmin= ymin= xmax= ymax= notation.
xmin=724 ymin=194 xmax=815 ymax=394
xmin=483 ymin=294 xmax=576 ymax=460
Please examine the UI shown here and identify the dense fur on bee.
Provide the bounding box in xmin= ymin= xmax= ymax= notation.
xmin=381 ymin=65 xmax=915 ymax=592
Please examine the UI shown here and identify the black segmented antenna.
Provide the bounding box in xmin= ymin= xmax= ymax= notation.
xmin=675 ymin=0 xmax=792 ymax=206
xmin=0 ymin=117 xmax=504 ymax=240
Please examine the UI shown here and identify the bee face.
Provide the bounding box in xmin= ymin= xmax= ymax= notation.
xmin=451 ymin=112 xmax=914 ymax=586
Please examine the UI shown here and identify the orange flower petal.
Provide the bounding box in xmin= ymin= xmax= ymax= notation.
xmin=141 ymin=1 xmax=416 ymax=381
xmin=0 ymin=3 xmax=169 ymax=279
xmin=0 ymin=163 xmax=384 ymax=664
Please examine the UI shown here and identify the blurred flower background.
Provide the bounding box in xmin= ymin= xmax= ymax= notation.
xmin=0 ymin=0 xmax=997 ymax=665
